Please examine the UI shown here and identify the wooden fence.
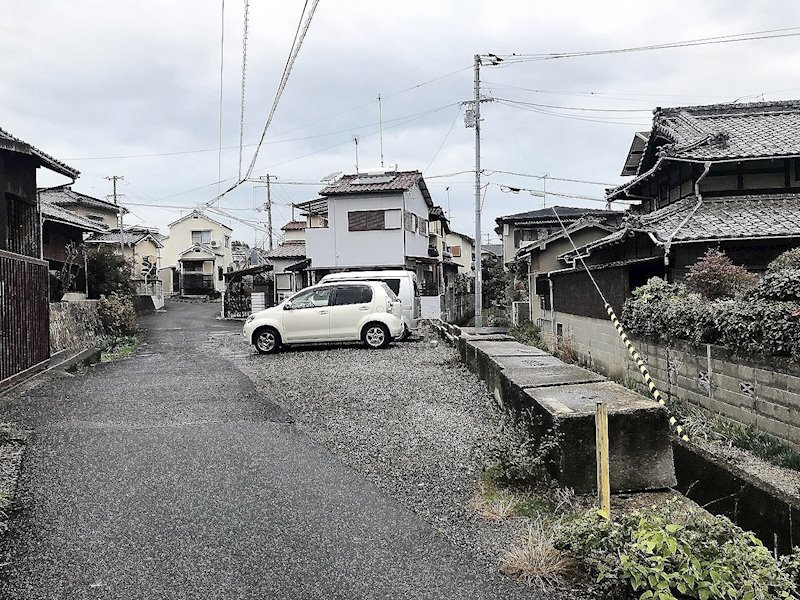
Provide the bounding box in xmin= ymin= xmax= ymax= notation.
xmin=0 ymin=250 xmax=50 ymax=387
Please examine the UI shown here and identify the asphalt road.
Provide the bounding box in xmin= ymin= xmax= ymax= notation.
xmin=0 ymin=301 xmax=535 ymax=600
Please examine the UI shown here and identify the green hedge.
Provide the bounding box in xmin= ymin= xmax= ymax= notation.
xmin=622 ymin=277 xmax=800 ymax=360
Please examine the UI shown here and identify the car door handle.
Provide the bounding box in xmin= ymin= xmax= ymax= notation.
xmin=319 ymin=310 xmax=329 ymax=315
xmin=359 ymin=306 xmax=369 ymax=311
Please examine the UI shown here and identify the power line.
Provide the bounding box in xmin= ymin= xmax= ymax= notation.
xmin=423 ymin=105 xmax=462 ymax=172
xmin=237 ymin=0 xmax=250 ymax=179
xmin=497 ymin=26 xmax=800 ymax=63
xmin=484 ymin=169 xmax=618 ymax=186
xmin=498 ymin=99 xmax=650 ymax=125
xmin=497 ymin=98 xmax=651 ymax=112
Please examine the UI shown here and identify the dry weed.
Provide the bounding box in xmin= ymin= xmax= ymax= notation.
xmin=467 ymin=491 xmax=516 ymax=521
xmin=500 ymin=521 xmax=574 ymax=590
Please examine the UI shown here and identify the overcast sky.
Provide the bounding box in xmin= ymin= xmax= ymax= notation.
xmin=3 ymin=1 xmax=800 ymax=246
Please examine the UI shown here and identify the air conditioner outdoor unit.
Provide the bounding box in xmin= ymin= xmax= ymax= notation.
xmin=210 ymin=240 xmax=220 ymax=248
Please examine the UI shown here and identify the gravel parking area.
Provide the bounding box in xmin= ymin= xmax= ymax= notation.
xmin=219 ymin=326 xmax=533 ymax=576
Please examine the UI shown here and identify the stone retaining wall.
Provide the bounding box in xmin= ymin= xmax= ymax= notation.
xmin=49 ymin=300 xmax=104 ymax=353
xmin=549 ymin=312 xmax=800 ymax=447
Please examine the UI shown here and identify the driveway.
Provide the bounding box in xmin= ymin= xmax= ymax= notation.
xmin=0 ymin=301 xmax=538 ymax=599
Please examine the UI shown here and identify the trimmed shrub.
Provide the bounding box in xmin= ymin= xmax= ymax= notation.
xmin=97 ymin=293 xmax=137 ymax=336
xmin=86 ymin=247 xmax=135 ymax=299
xmin=768 ymin=248 xmax=800 ymax=273
xmin=714 ymin=300 xmax=800 ymax=359
xmin=685 ymin=248 xmax=758 ymax=300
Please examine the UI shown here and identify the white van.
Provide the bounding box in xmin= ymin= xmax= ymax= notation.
xmin=319 ymin=270 xmax=421 ymax=337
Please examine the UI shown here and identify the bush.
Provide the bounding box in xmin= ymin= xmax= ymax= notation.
xmin=715 ymin=300 xmax=800 ymax=358
xmin=555 ymin=499 xmax=796 ymax=600
xmin=86 ymin=247 xmax=135 ymax=299
xmin=752 ymin=270 xmax=800 ymax=302
xmin=686 ymin=248 xmax=758 ymax=300
xmin=97 ymin=293 xmax=137 ymax=336
xmin=510 ymin=321 xmax=548 ymax=350
xmin=768 ymin=248 xmax=800 ymax=273
xmin=484 ymin=412 xmax=559 ymax=486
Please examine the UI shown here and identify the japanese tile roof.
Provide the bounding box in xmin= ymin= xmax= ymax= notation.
xmin=85 ymin=228 xmax=163 ymax=247
xmin=281 ymin=220 xmax=307 ymax=231
xmin=319 ymin=170 xmax=434 ymax=207
xmin=39 ymin=185 xmax=124 ymax=214
xmin=481 ymin=244 xmax=503 ymax=257
xmin=495 ymin=206 xmax=619 ymax=226
xmin=264 ymin=241 xmax=306 ymax=259
xmin=40 ymin=200 xmax=107 ymax=233
xmin=560 ymin=193 xmax=800 ymax=260
xmin=0 ymin=127 xmax=79 ymax=178
xmin=515 ymin=217 xmax=616 ymax=259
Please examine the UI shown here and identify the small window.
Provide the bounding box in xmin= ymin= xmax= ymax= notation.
xmin=379 ymin=278 xmax=401 ymax=294
xmin=348 ymin=210 xmax=386 ymax=231
xmin=224 ymin=235 xmax=230 ymax=248
xmin=333 ymin=285 xmax=372 ymax=305
xmin=404 ymin=210 xmax=414 ymax=231
xmin=418 ymin=218 xmax=428 ymax=236
xmin=218 ymin=266 xmax=223 ymax=281
xmin=86 ymin=214 xmax=105 ymax=222
xmin=450 ymin=245 xmax=462 ymax=257
xmin=192 ymin=230 xmax=211 ymax=244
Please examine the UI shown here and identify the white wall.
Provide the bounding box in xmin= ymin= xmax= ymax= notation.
xmin=305 ymin=187 xmax=430 ymax=269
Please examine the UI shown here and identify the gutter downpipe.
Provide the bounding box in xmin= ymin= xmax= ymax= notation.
xmin=658 ymin=161 xmax=712 ymax=281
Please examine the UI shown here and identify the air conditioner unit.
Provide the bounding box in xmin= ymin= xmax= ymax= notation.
xmin=210 ymin=240 xmax=220 ymax=248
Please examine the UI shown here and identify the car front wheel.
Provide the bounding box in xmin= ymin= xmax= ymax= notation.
xmin=362 ymin=323 xmax=390 ymax=349
xmin=254 ymin=327 xmax=281 ymax=354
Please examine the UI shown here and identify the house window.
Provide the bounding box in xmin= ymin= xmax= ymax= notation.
xmin=192 ymin=230 xmax=212 ymax=244
xmin=404 ymin=210 xmax=414 ymax=231
xmin=86 ymin=214 xmax=105 ymax=222
xmin=348 ymin=210 xmax=400 ymax=231
xmin=513 ymin=228 xmax=537 ymax=248
xmin=418 ymin=218 xmax=428 ymax=236
xmin=224 ymin=235 xmax=230 ymax=248
xmin=183 ymin=261 xmax=204 ymax=272
xmin=450 ymin=245 xmax=462 ymax=258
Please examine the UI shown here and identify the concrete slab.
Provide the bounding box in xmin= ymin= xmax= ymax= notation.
xmin=468 ymin=340 xmax=551 ymax=357
xmin=511 ymin=364 xmax=606 ymax=389
xmin=459 ymin=326 xmax=510 ymax=336
xmin=523 ymin=382 xmax=676 ymax=494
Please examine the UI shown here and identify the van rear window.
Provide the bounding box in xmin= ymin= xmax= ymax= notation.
xmin=379 ymin=279 xmax=401 ymax=295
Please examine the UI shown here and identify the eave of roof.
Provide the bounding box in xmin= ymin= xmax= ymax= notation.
xmin=167 ymin=209 xmax=232 ymax=231
xmin=0 ymin=127 xmax=79 ymax=179
xmin=40 ymin=201 xmax=107 ymax=233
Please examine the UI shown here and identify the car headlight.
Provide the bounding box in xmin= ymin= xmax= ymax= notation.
xmin=245 ymin=314 xmax=256 ymax=323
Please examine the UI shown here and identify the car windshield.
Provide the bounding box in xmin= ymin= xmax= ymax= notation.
xmin=379 ymin=282 xmax=398 ymax=302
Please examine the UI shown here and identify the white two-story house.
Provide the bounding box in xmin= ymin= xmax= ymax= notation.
xmin=160 ymin=210 xmax=233 ymax=297
xmin=301 ymin=169 xmax=439 ymax=289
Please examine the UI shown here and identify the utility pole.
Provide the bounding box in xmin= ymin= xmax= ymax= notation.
xmin=255 ymin=175 xmax=275 ymax=250
xmin=473 ymin=54 xmax=482 ymax=331
xmin=465 ymin=53 xmax=501 ymax=332
xmin=105 ymin=175 xmax=125 ymax=253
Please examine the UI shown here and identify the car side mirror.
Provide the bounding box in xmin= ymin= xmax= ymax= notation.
xmin=283 ymin=302 xmax=293 ymax=311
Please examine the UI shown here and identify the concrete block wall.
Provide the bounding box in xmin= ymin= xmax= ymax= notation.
xmin=50 ymin=300 xmax=104 ymax=353
xmin=554 ymin=312 xmax=800 ymax=448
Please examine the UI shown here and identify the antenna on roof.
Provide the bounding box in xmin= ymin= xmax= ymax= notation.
xmin=353 ymin=135 xmax=359 ymax=174
xmin=378 ymin=94 xmax=384 ymax=168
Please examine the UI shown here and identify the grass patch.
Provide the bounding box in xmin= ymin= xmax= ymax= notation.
xmin=672 ymin=397 xmax=800 ymax=472
xmin=100 ymin=335 xmax=140 ymax=362
xmin=508 ymin=321 xmax=549 ymax=351
xmin=500 ymin=520 xmax=576 ymax=590
xmin=469 ymin=470 xmax=557 ymax=520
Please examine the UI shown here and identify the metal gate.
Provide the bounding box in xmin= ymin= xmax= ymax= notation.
xmin=0 ymin=250 xmax=50 ymax=387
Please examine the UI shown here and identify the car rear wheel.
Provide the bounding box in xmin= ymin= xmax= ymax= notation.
xmin=254 ymin=327 xmax=281 ymax=354
xmin=362 ymin=323 xmax=390 ymax=349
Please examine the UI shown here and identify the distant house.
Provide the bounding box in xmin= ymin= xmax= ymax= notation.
xmin=281 ymin=220 xmax=307 ymax=243
xmin=0 ymin=126 xmax=79 ymax=388
xmin=445 ymin=230 xmax=475 ymax=277
xmin=494 ymin=206 xmax=620 ymax=267
xmin=537 ymin=99 xmax=800 ymax=374
xmin=160 ymin=210 xmax=233 ymax=296
xmin=300 ymin=169 xmax=441 ymax=290
xmin=85 ymin=226 xmax=164 ymax=280
xmin=40 ymin=197 xmax=106 ymax=296
xmin=264 ymin=239 xmax=308 ymax=303
xmin=38 ymin=184 xmax=124 ymax=231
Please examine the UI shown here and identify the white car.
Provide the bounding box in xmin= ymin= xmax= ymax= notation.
xmin=243 ymin=281 xmax=404 ymax=354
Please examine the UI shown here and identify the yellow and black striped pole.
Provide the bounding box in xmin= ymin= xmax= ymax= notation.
xmin=605 ymin=302 xmax=689 ymax=442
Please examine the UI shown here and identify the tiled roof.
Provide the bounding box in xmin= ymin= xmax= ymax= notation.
xmin=0 ymin=127 xmax=79 ymax=178
xmin=496 ymin=206 xmax=619 ymax=225
xmin=560 ymin=193 xmax=800 ymax=260
xmin=40 ymin=200 xmax=107 ymax=233
xmin=264 ymin=241 xmax=306 ymax=259
xmin=86 ymin=228 xmax=163 ymax=247
xmin=167 ymin=209 xmax=232 ymax=231
xmin=481 ymin=244 xmax=503 ymax=257
xmin=281 ymin=220 xmax=307 ymax=231
xmin=651 ymin=101 xmax=800 ymax=162
xmin=39 ymin=185 xmax=123 ymax=214
xmin=320 ymin=171 xmax=422 ymax=196
xmin=515 ymin=217 xmax=616 ymax=259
